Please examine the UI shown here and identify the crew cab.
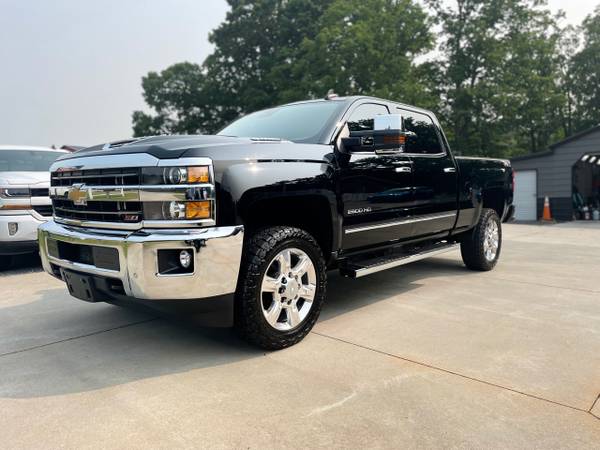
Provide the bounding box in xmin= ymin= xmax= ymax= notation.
xmin=0 ymin=146 xmax=67 ymax=269
xmin=38 ymin=96 xmax=514 ymax=349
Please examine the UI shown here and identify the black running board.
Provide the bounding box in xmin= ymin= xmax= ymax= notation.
xmin=340 ymin=243 xmax=458 ymax=278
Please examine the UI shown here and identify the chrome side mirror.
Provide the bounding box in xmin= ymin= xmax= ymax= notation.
xmin=341 ymin=114 xmax=408 ymax=153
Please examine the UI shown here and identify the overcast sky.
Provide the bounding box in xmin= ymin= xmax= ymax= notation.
xmin=0 ymin=0 xmax=596 ymax=147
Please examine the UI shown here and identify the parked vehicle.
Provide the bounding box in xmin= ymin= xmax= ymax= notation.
xmin=38 ymin=96 xmax=514 ymax=348
xmin=0 ymin=146 xmax=67 ymax=269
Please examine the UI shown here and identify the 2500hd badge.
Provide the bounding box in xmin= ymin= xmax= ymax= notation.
xmin=39 ymin=96 xmax=514 ymax=349
xmin=347 ymin=207 xmax=372 ymax=215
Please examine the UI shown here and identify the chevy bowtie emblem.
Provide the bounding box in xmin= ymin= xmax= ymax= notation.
xmin=67 ymin=183 xmax=88 ymax=206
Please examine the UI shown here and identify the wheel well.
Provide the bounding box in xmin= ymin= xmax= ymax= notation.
xmin=482 ymin=188 xmax=505 ymax=218
xmin=241 ymin=196 xmax=333 ymax=257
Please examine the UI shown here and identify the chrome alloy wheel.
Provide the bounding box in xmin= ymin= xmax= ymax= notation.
xmin=260 ymin=247 xmax=317 ymax=331
xmin=483 ymin=220 xmax=499 ymax=261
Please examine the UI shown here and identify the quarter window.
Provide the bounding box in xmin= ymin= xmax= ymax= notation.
xmin=347 ymin=103 xmax=390 ymax=132
xmin=400 ymin=110 xmax=443 ymax=154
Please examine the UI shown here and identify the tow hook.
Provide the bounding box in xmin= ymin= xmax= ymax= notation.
xmin=185 ymin=239 xmax=207 ymax=253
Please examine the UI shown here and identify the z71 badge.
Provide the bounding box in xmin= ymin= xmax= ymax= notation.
xmin=347 ymin=207 xmax=372 ymax=215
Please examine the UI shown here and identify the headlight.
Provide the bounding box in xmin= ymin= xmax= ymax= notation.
xmin=0 ymin=188 xmax=30 ymax=198
xmin=164 ymin=201 xmax=186 ymax=220
xmin=142 ymin=166 xmax=211 ymax=185
xmin=140 ymin=165 xmax=214 ymax=223
xmin=143 ymin=201 xmax=213 ymax=221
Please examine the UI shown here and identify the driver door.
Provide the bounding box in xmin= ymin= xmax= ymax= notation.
xmin=337 ymin=102 xmax=415 ymax=250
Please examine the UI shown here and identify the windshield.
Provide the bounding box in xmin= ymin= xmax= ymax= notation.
xmin=218 ymin=101 xmax=344 ymax=143
xmin=0 ymin=150 xmax=65 ymax=172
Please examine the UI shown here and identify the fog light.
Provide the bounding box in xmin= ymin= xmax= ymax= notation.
xmin=179 ymin=250 xmax=192 ymax=268
xmin=8 ymin=222 xmax=18 ymax=236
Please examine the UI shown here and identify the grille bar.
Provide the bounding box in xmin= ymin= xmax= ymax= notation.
xmin=54 ymin=207 xmax=143 ymax=216
xmin=51 ymin=168 xmax=141 ymax=187
xmin=52 ymin=199 xmax=142 ymax=223
xmin=33 ymin=205 xmax=53 ymax=217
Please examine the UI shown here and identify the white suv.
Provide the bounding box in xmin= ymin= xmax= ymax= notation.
xmin=0 ymin=146 xmax=67 ymax=269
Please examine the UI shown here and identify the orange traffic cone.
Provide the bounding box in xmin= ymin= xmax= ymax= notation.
xmin=542 ymin=196 xmax=554 ymax=223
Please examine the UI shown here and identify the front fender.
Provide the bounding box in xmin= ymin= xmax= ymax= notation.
xmin=216 ymin=161 xmax=341 ymax=253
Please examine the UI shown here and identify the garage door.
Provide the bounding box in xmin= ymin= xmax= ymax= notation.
xmin=514 ymin=170 xmax=537 ymax=220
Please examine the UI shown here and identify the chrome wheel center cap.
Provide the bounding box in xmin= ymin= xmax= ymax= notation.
xmin=286 ymin=279 xmax=300 ymax=299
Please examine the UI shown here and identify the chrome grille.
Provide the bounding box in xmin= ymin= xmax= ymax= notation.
xmin=31 ymin=188 xmax=49 ymax=197
xmin=51 ymin=168 xmax=141 ymax=187
xmin=51 ymin=168 xmax=143 ymax=225
xmin=33 ymin=205 xmax=53 ymax=217
xmin=52 ymin=199 xmax=142 ymax=223
xmin=49 ymin=154 xmax=216 ymax=230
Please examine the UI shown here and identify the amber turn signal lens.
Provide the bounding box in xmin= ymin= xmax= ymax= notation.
xmin=185 ymin=201 xmax=211 ymax=219
xmin=0 ymin=204 xmax=30 ymax=210
xmin=187 ymin=166 xmax=210 ymax=183
xmin=383 ymin=135 xmax=406 ymax=145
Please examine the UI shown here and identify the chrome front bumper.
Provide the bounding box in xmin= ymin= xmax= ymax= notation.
xmin=38 ymin=220 xmax=244 ymax=301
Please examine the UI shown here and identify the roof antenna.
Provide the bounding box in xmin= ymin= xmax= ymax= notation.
xmin=325 ymin=89 xmax=339 ymax=100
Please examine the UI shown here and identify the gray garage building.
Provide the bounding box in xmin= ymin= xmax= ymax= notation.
xmin=510 ymin=125 xmax=600 ymax=221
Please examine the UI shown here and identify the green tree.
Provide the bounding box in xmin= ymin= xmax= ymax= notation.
xmin=430 ymin=0 xmax=565 ymax=157
xmin=569 ymin=6 xmax=600 ymax=132
xmin=132 ymin=62 xmax=213 ymax=136
xmin=200 ymin=0 xmax=335 ymax=130
xmin=283 ymin=0 xmax=436 ymax=108
xmin=492 ymin=4 xmax=565 ymax=154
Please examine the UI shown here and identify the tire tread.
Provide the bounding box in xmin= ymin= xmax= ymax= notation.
xmin=234 ymin=226 xmax=326 ymax=350
xmin=460 ymin=208 xmax=501 ymax=271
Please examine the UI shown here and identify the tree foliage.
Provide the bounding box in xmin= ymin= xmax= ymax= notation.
xmin=569 ymin=5 xmax=600 ymax=132
xmin=133 ymin=62 xmax=210 ymax=136
xmin=132 ymin=0 xmax=600 ymax=158
xmin=282 ymin=0 xmax=436 ymax=108
xmin=429 ymin=0 xmax=566 ymax=156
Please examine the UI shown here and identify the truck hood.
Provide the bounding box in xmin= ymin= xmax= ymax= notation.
xmin=57 ymin=135 xmax=334 ymax=164
xmin=0 ymin=171 xmax=50 ymax=186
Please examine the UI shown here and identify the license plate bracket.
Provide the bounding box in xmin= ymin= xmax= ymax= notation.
xmin=60 ymin=269 xmax=100 ymax=302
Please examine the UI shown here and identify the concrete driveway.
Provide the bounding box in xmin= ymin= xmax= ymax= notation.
xmin=0 ymin=222 xmax=599 ymax=449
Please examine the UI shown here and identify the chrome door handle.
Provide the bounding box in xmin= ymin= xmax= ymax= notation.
xmin=395 ymin=167 xmax=412 ymax=173
xmin=443 ymin=167 xmax=457 ymax=173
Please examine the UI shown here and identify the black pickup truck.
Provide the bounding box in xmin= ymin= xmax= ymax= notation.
xmin=39 ymin=96 xmax=514 ymax=349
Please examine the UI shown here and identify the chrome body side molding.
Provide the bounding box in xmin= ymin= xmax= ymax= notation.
xmin=344 ymin=212 xmax=457 ymax=235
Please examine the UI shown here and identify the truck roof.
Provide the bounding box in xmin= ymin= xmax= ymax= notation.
xmin=283 ymin=95 xmax=436 ymax=116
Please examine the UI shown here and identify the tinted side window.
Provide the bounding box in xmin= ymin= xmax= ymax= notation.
xmin=347 ymin=103 xmax=389 ymax=132
xmin=400 ymin=110 xmax=443 ymax=154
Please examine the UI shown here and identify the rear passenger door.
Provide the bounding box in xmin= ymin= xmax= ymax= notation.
xmin=398 ymin=108 xmax=458 ymax=237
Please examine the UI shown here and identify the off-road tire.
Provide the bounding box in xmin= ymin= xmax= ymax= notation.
xmin=460 ymin=208 xmax=502 ymax=271
xmin=234 ymin=226 xmax=327 ymax=350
